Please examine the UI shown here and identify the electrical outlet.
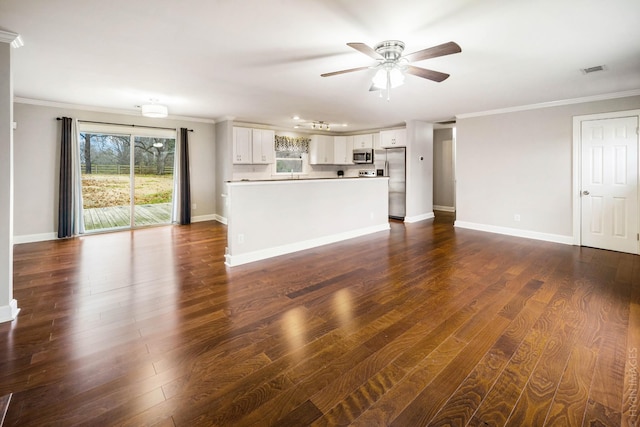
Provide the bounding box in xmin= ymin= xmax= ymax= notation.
xmin=514 ymin=214 xmax=521 ymax=222
xmin=238 ymin=234 xmax=245 ymax=244
xmin=370 ymin=212 xmax=374 ymax=220
xmin=192 ymin=203 xmax=197 ymax=210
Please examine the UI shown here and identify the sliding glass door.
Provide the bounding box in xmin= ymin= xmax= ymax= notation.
xmin=79 ymin=124 xmax=176 ymax=233
xmin=133 ymin=137 xmax=175 ymax=227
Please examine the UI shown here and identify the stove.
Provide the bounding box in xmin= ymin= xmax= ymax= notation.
xmin=358 ymin=170 xmax=377 ymax=177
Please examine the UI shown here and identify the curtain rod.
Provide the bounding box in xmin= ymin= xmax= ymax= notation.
xmin=56 ymin=118 xmax=193 ymax=132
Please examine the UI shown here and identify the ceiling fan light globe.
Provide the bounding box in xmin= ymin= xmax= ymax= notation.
xmin=372 ymin=69 xmax=388 ymax=89
xmin=389 ymin=67 xmax=405 ymax=88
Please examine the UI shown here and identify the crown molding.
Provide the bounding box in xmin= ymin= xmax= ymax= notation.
xmin=456 ymin=89 xmax=640 ymax=119
xmin=13 ymin=97 xmax=216 ymax=124
xmin=0 ymin=30 xmax=23 ymax=48
xmin=0 ymin=30 xmax=18 ymax=44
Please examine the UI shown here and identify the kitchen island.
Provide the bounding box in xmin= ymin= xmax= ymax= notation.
xmin=225 ymin=177 xmax=389 ymax=266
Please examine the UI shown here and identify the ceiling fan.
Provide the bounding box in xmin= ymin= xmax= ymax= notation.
xmin=321 ymin=40 xmax=461 ymax=99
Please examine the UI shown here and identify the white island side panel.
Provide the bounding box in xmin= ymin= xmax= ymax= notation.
xmin=226 ymin=178 xmax=389 ymax=266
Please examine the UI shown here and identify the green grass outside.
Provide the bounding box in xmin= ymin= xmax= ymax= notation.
xmin=82 ymin=173 xmax=174 ymax=209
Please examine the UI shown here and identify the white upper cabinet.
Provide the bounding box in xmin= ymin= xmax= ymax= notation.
xmin=233 ymin=127 xmax=252 ymax=164
xmin=373 ymin=132 xmax=381 ymax=150
xmin=379 ymin=129 xmax=406 ymax=148
xmin=251 ymin=129 xmax=275 ymax=164
xmin=310 ymin=135 xmax=335 ymax=164
xmin=353 ymin=134 xmax=373 ymax=149
xmin=333 ymin=136 xmax=354 ymax=165
xmin=233 ymin=127 xmax=275 ymax=164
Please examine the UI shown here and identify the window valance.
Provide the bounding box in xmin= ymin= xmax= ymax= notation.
xmin=275 ymin=135 xmax=310 ymax=153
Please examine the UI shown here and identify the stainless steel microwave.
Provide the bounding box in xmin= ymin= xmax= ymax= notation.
xmin=353 ymin=149 xmax=373 ymax=164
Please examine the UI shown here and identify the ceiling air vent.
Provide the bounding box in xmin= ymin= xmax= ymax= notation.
xmin=581 ymin=65 xmax=607 ymax=74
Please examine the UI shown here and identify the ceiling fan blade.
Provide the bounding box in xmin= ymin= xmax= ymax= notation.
xmin=347 ymin=42 xmax=383 ymax=59
xmin=406 ymin=66 xmax=450 ymax=82
xmin=404 ymin=41 xmax=461 ymax=63
xmin=321 ymin=66 xmax=370 ymax=77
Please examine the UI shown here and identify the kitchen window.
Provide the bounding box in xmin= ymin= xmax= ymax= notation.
xmin=274 ymin=135 xmax=310 ymax=175
xmin=276 ymin=150 xmax=304 ymax=173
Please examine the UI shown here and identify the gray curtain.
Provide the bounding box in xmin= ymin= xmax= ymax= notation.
xmin=57 ymin=117 xmax=73 ymax=238
xmin=179 ymin=128 xmax=191 ymax=225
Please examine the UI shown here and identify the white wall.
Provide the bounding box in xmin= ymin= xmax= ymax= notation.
xmin=12 ymin=102 xmax=216 ymax=241
xmin=405 ymin=120 xmax=434 ymax=222
xmin=456 ymin=95 xmax=640 ymax=241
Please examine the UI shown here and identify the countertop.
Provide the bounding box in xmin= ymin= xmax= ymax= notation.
xmin=227 ymin=176 xmax=388 ymax=183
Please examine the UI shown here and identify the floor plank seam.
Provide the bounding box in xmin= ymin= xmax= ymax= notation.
xmin=0 ymin=394 xmax=12 ymax=427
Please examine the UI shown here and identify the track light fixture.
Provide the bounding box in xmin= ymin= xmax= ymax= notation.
xmin=312 ymin=121 xmax=330 ymax=130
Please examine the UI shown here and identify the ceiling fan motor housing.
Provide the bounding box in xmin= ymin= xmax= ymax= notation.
xmin=374 ymin=40 xmax=405 ymax=61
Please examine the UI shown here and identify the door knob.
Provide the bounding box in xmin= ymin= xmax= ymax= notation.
xmin=582 ymin=190 xmax=590 ymax=195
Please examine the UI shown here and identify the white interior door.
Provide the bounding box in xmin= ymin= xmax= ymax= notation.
xmin=581 ymin=116 xmax=639 ymax=253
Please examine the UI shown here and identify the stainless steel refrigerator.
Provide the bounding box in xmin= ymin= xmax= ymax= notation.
xmin=375 ymin=148 xmax=406 ymax=219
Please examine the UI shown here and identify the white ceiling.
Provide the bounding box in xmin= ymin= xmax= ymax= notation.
xmin=2 ymin=0 xmax=640 ymax=132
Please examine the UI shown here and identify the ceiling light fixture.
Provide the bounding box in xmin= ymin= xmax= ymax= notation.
xmin=372 ymin=63 xmax=406 ymax=101
xmin=372 ymin=66 xmax=405 ymax=89
xmin=141 ymin=100 xmax=168 ymax=118
xmin=311 ymin=121 xmax=330 ymax=131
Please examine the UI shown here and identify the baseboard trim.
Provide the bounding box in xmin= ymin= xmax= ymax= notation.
xmin=13 ymin=232 xmax=57 ymax=244
xmin=14 ymin=217 xmax=225 ymax=242
xmin=433 ymin=205 xmax=456 ymax=213
xmin=454 ymin=221 xmax=574 ymax=245
xmin=0 ymin=300 xmax=20 ymax=324
xmin=225 ymin=223 xmax=391 ymax=267
xmin=191 ymin=214 xmax=217 ymax=223
xmin=404 ymin=212 xmax=435 ymax=223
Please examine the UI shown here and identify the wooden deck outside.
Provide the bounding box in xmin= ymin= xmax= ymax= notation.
xmin=83 ymin=203 xmax=172 ymax=231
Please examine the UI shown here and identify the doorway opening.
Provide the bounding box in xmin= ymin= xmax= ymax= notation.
xmin=433 ymin=125 xmax=456 ymax=222
xmin=78 ymin=123 xmax=176 ymax=233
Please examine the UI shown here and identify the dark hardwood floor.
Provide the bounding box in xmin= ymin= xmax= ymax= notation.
xmin=1 ymin=214 xmax=639 ymax=426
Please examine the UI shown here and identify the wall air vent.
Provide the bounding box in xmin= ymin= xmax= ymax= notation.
xmin=581 ymin=65 xmax=607 ymax=74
